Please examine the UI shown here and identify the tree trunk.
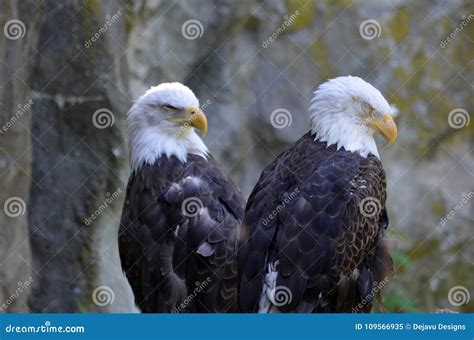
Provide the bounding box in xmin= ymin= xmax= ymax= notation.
xmin=0 ymin=0 xmax=45 ymax=313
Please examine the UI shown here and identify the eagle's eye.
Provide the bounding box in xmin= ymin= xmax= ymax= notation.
xmin=162 ymin=104 xmax=178 ymax=112
xmin=362 ymin=102 xmax=376 ymax=118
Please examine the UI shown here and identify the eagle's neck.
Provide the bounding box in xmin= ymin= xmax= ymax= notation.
xmin=309 ymin=109 xmax=379 ymax=159
xmin=128 ymin=125 xmax=209 ymax=171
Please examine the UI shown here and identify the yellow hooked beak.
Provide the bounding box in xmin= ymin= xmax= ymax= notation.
xmin=370 ymin=114 xmax=397 ymax=145
xmin=185 ymin=106 xmax=207 ymax=137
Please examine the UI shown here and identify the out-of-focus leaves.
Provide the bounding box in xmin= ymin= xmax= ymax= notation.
xmin=384 ymin=291 xmax=422 ymax=313
xmin=392 ymin=250 xmax=413 ymax=270
xmin=76 ymin=301 xmax=89 ymax=314
xmin=387 ymin=228 xmax=409 ymax=241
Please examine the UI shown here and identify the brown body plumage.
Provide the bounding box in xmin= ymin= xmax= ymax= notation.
xmin=119 ymin=155 xmax=245 ymax=313
xmin=238 ymin=132 xmax=393 ymax=313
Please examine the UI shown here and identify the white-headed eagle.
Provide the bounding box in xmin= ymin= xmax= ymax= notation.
xmin=239 ymin=76 xmax=397 ymax=313
xmin=119 ymin=83 xmax=245 ymax=312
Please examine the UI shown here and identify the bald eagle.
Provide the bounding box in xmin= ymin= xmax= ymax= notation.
xmin=119 ymin=83 xmax=245 ymax=313
xmin=239 ymin=76 xmax=397 ymax=313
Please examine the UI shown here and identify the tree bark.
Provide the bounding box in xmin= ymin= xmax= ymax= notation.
xmin=0 ymin=0 xmax=45 ymax=313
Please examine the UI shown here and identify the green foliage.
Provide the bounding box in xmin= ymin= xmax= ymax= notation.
xmin=392 ymin=250 xmax=413 ymax=270
xmin=76 ymin=301 xmax=90 ymax=313
xmin=384 ymin=291 xmax=422 ymax=313
xmin=284 ymin=0 xmax=314 ymax=31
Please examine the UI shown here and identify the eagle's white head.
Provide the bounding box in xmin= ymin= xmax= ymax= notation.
xmin=309 ymin=76 xmax=398 ymax=159
xmin=127 ymin=82 xmax=209 ymax=170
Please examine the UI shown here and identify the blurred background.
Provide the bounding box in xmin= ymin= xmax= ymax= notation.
xmin=0 ymin=0 xmax=472 ymax=313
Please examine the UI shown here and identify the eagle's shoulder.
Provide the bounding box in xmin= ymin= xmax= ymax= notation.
xmin=184 ymin=154 xmax=245 ymax=221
